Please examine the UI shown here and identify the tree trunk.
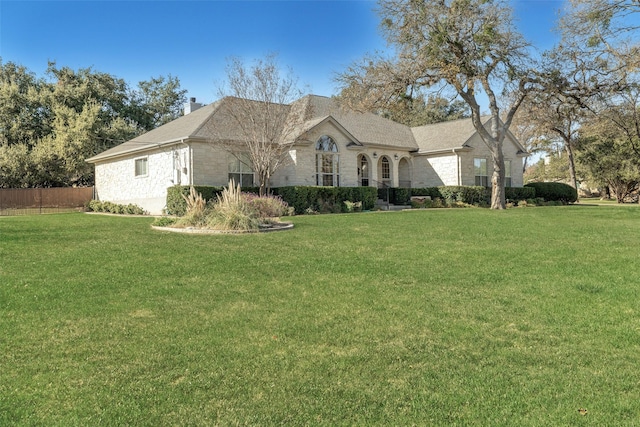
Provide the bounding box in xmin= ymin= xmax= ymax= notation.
xmin=490 ymin=146 xmax=506 ymax=209
xmin=565 ymin=142 xmax=579 ymax=199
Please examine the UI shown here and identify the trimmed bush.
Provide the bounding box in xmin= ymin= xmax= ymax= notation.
xmin=87 ymin=200 xmax=147 ymax=215
xmin=505 ymin=187 xmax=536 ymax=204
xmin=505 ymin=186 xmax=536 ymax=201
xmin=438 ymin=186 xmax=491 ymax=205
xmin=525 ymin=182 xmax=578 ymax=203
xmin=274 ymin=186 xmax=377 ymax=214
xmin=410 ymin=187 xmax=443 ymax=199
xmin=390 ymin=187 xmax=412 ymax=205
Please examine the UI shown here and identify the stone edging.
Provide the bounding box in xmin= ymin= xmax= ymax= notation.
xmin=151 ymin=222 xmax=294 ymax=235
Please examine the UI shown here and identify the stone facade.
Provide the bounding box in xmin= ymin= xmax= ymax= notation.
xmin=87 ymin=96 xmax=528 ymax=215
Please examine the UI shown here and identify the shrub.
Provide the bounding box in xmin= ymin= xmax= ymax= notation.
xmin=166 ymin=185 xmax=225 ymax=216
xmin=385 ymin=187 xmax=411 ymax=205
xmin=244 ymin=193 xmax=291 ymax=218
xmin=86 ymin=200 xmax=147 ymax=215
xmin=152 ymin=216 xmax=178 ymax=227
xmin=176 ymin=187 xmax=208 ymax=227
xmin=274 ymin=186 xmax=376 ymax=214
xmin=343 ymin=200 xmax=362 ymax=212
xmin=505 ymin=187 xmax=536 ymax=205
xmin=525 ymin=182 xmax=578 ymax=203
xmin=207 ymin=180 xmax=259 ymax=231
xmin=410 ymin=187 xmax=442 ymax=199
xmin=438 ymin=186 xmax=490 ymax=205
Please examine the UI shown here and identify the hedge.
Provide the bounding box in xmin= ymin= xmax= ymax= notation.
xmin=524 ymin=182 xmax=578 ymax=203
xmin=166 ymin=185 xmax=378 ymax=216
xmin=167 ymin=184 xmax=541 ymax=215
xmin=274 ymin=186 xmax=377 ymax=214
xmin=438 ymin=186 xmax=491 ymax=205
xmin=505 ymin=186 xmax=536 ymax=202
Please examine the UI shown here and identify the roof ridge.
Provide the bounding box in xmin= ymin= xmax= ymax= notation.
xmin=191 ymin=99 xmax=224 ymax=137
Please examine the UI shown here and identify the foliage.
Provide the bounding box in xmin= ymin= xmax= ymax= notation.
xmin=505 ymin=186 xmax=536 ymax=203
xmin=170 ymin=181 xmax=289 ymax=231
xmin=275 ymin=186 xmax=377 ymax=214
xmin=410 ymin=187 xmax=443 ymax=199
xmin=525 ymin=182 xmax=578 ymax=203
xmin=165 ymin=185 xmax=225 ymax=216
xmin=86 ymin=200 xmax=147 ymax=215
xmin=524 ymin=156 xmax=572 ymax=184
xmin=570 ymin=86 xmax=640 ymax=202
xmin=3 ymin=209 xmax=640 ymax=425
xmin=151 ymin=216 xmax=178 ymax=227
xmin=576 ymin=135 xmax=640 ymax=203
xmin=176 ymin=186 xmax=208 ymax=228
xmin=343 ymin=200 xmax=363 ymax=213
xmin=130 ymin=75 xmax=187 ymax=131
xmin=207 ymin=180 xmax=259 ymax=231
xmin=0 ymin=59 xmax=187 ymax=188
xmin=243 ymin=193 xmax=292 ymax=218
xmin=337 ymin=0 xmax=537 ymax=209
xmin=438 ymin=186 xmax=491 ymax=205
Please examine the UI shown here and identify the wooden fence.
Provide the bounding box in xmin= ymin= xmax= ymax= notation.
xmin=0 ymin=187 xmax=94 ymax=216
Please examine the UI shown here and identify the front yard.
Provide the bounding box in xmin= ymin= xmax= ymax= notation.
xmin=1 ymin=207 xmax=639 ymax=425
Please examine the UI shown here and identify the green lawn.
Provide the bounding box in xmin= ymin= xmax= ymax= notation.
xmin=1 ymin=207 xmax=639 ymax=426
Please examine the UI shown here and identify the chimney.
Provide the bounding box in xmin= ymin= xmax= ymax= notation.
xmin=184 ymin=97 xmax=203 ymax=115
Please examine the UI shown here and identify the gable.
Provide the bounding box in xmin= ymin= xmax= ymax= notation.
xmin=412 ymin=116 xmax=528 ymax=156
xmin=288 ymin=95 xmax=418 ymax=150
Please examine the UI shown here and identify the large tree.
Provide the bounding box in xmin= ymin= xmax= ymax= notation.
xmin=575 ymin=92 xmax=640 ymax=202
xmin=0 ymin=60 xmax=187 ymax=187
xmin=0 ymin=60 xmax=50 ymax=147
xmin=337 ymin=0 xmax=536 ymax=209
xmin=132 ymin=75 xmax=188 ymax=131
xmin=214 ymin=54 xmax=304 ymax=196
xmin=555 ymin=0 xmax=640 ymax=198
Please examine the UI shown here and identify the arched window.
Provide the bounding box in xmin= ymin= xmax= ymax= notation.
xmin=316 ymin=135 xmax=339 ymax=186
xmin=358 ymin=154 xmax=369 ymax=186
xmin=381 ymin=156 xmax=390 ymax=180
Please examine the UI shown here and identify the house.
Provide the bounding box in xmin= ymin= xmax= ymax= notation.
xmin=86 ymin=95 xmax=528 ymax=214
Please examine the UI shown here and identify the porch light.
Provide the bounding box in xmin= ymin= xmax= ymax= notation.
xmin=373 ymin=152 xmax=378 ymax=158
xmin=394 ymin=154 xmax=399 ymax=160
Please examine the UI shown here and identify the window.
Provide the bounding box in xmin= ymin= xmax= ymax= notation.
xmin=358 ymin=155 xmax=369 ymax=186
xmin=474 ymin=158 xmax=488 ymax=187
xmin=135 ymin=157 xmax=148 ymax=177
xmin=381 ymin=156 xmax=391 ymax=186
xmin=229 ymin=154 xmax=254 ymax=187
xmin=505 ymin=160 xmax=512 ymax=187
xmin=316 ymin=135 xmax=339 ymax=186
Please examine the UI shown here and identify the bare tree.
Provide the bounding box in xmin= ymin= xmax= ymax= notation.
xmin=214 ymin=54 xmax=304 ymax=196
xmin=337 ymin=0 xmax=537 ymax=209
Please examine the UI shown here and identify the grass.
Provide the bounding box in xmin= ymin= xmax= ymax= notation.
xmin=1 ymin=206 xmax=639 ymax=426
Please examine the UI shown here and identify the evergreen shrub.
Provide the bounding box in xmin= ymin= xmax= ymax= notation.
xmin=87 ymin=200 xmax=147 ymax=215
xmin=524 ymin=182 xmax=578 ymax=203
xmin=275 ymin=186 xmax=376 ymax=214
xmin=505 ymin=186 xmax=536 ymax=203
xmin=438 ymin=186 xmax=490 ymax=205
xmin=410 ymin=187 xmax=443 ymax=199
xmin=168 ymin=185 xmax=377 ymax=216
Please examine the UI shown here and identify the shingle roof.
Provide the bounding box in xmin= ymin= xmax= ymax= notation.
xmin=412 ymin=116 xmax=489 ymax=153
xmin=288 ymin=95 xmax=418 ymax=149
xmin=87 ymin=94 xmax=525 ymax=164
xmin=86 ymin=100 xmax=223 ymax=162
xmin=87 ymin=97 xmax=291 ymax=162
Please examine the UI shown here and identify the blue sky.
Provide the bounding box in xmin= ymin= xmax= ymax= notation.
xmin=1 ymin=0 xmax=566 ymax=105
